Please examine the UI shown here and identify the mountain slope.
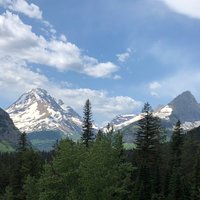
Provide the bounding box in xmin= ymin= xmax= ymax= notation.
xmin=0 ymin=108 xmax=20 ymax=151
xmin=6 ymin=88 xmax=82 ymax=137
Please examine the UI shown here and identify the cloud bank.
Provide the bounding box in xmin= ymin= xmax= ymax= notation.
xmin=161 ymin=0 xmax=200 ymax=19
xmin=0 ymin=11 xmax=119 ymax=78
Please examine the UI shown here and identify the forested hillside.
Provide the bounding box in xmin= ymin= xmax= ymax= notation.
xmin=1 ymin=101 xmax=200 ymax=200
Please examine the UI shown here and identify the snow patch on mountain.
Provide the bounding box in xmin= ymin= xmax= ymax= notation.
xmin=154 ymin=105 xmax=173 ymax=120
xmin=182 ymin=121 xmax=200 ymax=131
xmin=110 ymin=114 xmax=143 ymax=130
xmin=6 ymin=88 xmax=83 ymax=135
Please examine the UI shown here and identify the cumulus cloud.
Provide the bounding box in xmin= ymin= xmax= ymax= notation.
xmin=149 ymin=81 xmax=162 ymax=97
xmin=0 ymin=11 xmax=119 ymax=78
xmin=161 ymin=0 xmax=200 ymax=19
xmin=116 ymin=48 xmax=132 ymax=63
xmin=0 ymin=57 xmax=141 ymax=124
xmin=0 ymin=0 xmax=42 ymax=19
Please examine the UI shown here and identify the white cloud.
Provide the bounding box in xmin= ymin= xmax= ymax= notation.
xmin=0 ymin=57 xmax=141 ymax=124
xmin=0 ymin=0 xmax=43 ymax=19
xmin=83 ymin=62 xmax=119 ymax=78
xmin=113 ymin=75 xmax=122 ymax=80
xmin=0 ymin=11 xmax=119 ymax=78
xmin=116 ymin=48 xmax=132 ymax=63
xmin=148 ymin=69 xmax=200 ymax=100
xmin=149 ymin=81 xmax=162 ymax=97
xmin=161 ymin=0 xmax=200 ymax=19
xmin=149 ymin=81 xmax=161 ymax=90
xmin=60 ymin=34 xmax=67 ymax=42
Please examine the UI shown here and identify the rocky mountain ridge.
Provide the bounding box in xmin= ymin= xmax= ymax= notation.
xmin=6 ymin=88 xmax=82 ymax=136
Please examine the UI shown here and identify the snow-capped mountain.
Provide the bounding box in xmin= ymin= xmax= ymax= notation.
xmin=109 ymin=105 xmax=173 ymax=131
xmin=110 ymin=114 xmax=142 ymax=130
xmin=110 ymin=91 xmax=200 ymax=132
xmin=6 ymin=88 xmax=82 ymax=136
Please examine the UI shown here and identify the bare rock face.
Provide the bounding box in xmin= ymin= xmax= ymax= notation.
xmin=0 ymin=108 xmax=19 ymax=143
xmin=169 ymin=91 xmax=200 ymax=123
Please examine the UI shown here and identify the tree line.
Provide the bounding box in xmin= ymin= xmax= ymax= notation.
xmin=0 ymin=100 xmax=200 ymax=199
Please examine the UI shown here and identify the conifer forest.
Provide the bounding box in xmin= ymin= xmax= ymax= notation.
xmin=1 ymin=101 xmax=200 ymax=200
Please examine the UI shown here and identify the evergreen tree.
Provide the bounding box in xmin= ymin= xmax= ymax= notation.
xmin=170 ymin=120 xmax=183 ymax=169
xmin=167 ymin=120 xmax=191 ymax=200
xmin=135 ymin=103 xmax=162 ymax=165
xmin=134 ymin=103 xmax=163 ymax=199
xmin=38 ymin=139 xmax=85 ymax=200
xmin=3 ymin=186 xmax=14 ymax=200
xmin=17 ymin=132 xmax=28 ymax=152
xmin=80 ymin=132 xmax=133 ymax=200
xmin=191 ymin=150 xmax=200 ymax=199
xmin=81 ymin=99 xmax=94 ymax=148
xmin=10 ymin=133 xmax=42 ymax=200
xmin=22 ymin=175 xmax=39 ymax=200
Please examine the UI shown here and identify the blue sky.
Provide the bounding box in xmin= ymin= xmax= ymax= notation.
xmin=0 ymin=0 xmax=200 ymax=125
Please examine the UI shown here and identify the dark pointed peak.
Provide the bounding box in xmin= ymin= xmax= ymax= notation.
xmin=168 ymin=91 xmax=200 ymax=123
xmin=169 ymin=91 xmax=197 ymax=106
xmin=179 ymin=91 xmax=194 ymax=98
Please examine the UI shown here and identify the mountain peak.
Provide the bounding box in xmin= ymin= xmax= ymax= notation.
xmin=169 ymin=91 xmax=197 ymax=107
xmin=169 ymin=91 xmax=200 ymax=123
xmin=181 ymin=90 xmax=193 ymax=95
xmin=6 ymin=89 xmax=82 ymax=134
xmin=178 ymin=90 xmax=194 ymax=98
xmin=29 ymin=88 xmax=48 ymax=96
xmin=27 ymin=88 xmax=50 ymax=102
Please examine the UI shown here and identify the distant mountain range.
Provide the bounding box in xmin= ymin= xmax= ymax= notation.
xmin=2 ymin=89 xmax=200 ymax=150
xmin=110 ymin=91 xmax=200 ymax=142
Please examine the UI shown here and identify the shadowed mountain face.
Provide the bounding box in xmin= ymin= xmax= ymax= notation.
xmin=169 ymin=91 xmax=200 ymax=123
xmin=0 ymin=108 xmax=19 ymax=144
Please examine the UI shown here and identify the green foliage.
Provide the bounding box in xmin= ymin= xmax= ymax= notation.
xmin=39 ymin=131 xmax=134 ymax=200
xmin=17 ymin=132 xmax=27 ymax=152
xmin=2 ymin=102 xmax=200 ymax=199
xmin=166 ymin=120 xmax=191 ymax=200
xmin=0 ymin=141 xmax=15 ymax=152
xmin=38 ymin=139 xmax=85 ymax=200
xmin=2 ymin=186 xmax=14 ymax=200
xmin=134 ymin=103 xmax=163 ymax=199
xmin=81 ymin=99 xmax=94 ymax=148
xmin=7 ymin=133 xmax=43 ymax=200
xmin=135 ymin=102 xmax=163 ymax=165
xmin=22 ymin=176 xmax=39 ymax=200
xmin=191 ymin=150 xmax=200 ymax=199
